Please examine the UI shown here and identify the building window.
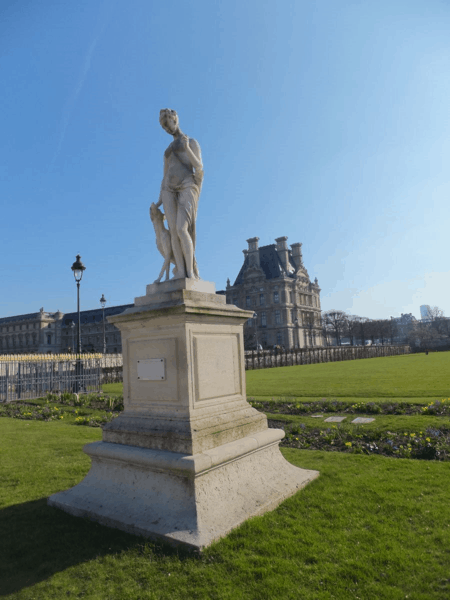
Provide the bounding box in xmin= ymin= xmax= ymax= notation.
xmin=290 ymin=292 xmax=294 ymax=303
xmin=261 ymin=312 xmax=267 ymax=327
xmin=246 ymin=296 xmax=251 ymax=307
xmin=273 ymin=291 xmax=279 ymax=304
xmin=277 ymin=332 xmax=283 ymax=345
xmin=291 ymin=309 xmax=296 ymax=323
xmin=275 ymin=310 xmax=281 ymax=325
xmin=281 ymin=291 xmax=286 ymax=302
xmin=260 ymin=294 xmax=265 ymax=306
xmin=47 ymin=334 xmax=51 ymax=345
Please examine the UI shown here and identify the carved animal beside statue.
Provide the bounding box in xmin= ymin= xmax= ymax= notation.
xmin=149 ymin=202 xmax=176 ymax=283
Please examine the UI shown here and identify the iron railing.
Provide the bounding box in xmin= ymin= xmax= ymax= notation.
xmin=0 ymin=358 xmax=103 ymax=402
xmin=244 ymin=344 xmax=411 ymax=370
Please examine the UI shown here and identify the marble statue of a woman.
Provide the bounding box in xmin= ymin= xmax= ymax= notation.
xmin=155 ymin=109 xmax=203 ymax=280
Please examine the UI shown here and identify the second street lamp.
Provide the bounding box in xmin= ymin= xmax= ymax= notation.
xmin=253 ymin=312 xmax=259 ymax=350
xmin=100 ymin=294 xmax=107 ymax=354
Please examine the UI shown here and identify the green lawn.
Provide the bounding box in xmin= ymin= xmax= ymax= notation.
xmin=1 ymin=418 xmax=450 ymax=600
xmin=102 ymin=383 xmax=124 ymax=396
xmin=246 ymin=351 xmax=450 ymax=400
xmin=1 ymin=353 xmax=450 ymax=598
xmin=103 ymin=352 xmax=450 ymax=403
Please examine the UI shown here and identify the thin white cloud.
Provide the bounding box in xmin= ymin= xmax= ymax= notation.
xmin=50 ymin=26 xmax=104 ymax=169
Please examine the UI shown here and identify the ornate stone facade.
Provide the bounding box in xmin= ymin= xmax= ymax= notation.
xmin=224 ymin=237 xmax=323 ymax=349
xmin=0 ymin=305 xmax=132 ymax=355
xmin=0 ymin=308 xmax=63 ymax=354
xmin=60 ymin=305 xmax=133 ymax=353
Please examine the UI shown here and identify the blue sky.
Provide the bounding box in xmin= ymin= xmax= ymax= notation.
xmin=1 ymin=0 xmax=449 ymax=320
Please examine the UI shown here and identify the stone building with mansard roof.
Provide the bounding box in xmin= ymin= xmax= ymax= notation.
xmin=224 ymin=237 xmax=323 ymax=349
xmin=0 ymin=308 xmax=63 ymax=354
xmin=0 ymin=304 xmax=132 ymax=355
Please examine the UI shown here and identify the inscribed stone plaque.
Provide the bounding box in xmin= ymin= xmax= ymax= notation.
xmin=128 ymin=337 xmax=178 ymax=404
xmin=351 ymin=417 xmax=375 ymax=424
xmin=137 ymin=359 xmax=165 ymax=381
xmin=324 ymin=416 xmax=347 ymax=423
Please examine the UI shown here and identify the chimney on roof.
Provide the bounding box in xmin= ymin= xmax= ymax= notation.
xmin=275 ymin=236 xmax=289 ymax=271
xmin=290 ymin=243 xmax=303 ymax=269
xmin=246 ymin=237 xmax=260 ymax=268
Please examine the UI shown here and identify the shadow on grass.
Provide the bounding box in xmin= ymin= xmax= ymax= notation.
xmin=0 ymin=498 xmax=195 ymax=596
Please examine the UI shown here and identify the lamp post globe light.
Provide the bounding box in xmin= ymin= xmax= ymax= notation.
xmin=71 ymin=255 xmax=86 ymax=392
xmin=100 ymin=294 xmax=107 ymax=354
xmin=71 ymin=254 xmax=86 ymax=356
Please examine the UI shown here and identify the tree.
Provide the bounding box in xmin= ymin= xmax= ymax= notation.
xmin=344 ymin=315 xmax=360 ymax=346
xmin=353 ymin=316 xmax=370 ymax=346
xmin=243 ymin=329 xmax=257 ymax=350
xmin=322 ymin=310 xmax=348 ymax=346
xmin=303 ymin=312 xmax=318 ymax=346
xmin=386 ymin=318 xmax=398 ymax=344
xmin=427 ymin=306 xmax=444 ymax=321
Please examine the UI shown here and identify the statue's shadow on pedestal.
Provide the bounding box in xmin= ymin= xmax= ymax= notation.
xmin=0 ymin=498 xmax=193 ymax=596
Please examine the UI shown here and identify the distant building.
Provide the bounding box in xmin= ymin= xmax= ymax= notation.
xmin=0 ymin=304 xmax=132 ymax=355
xmin=223 ymin=237 xmax=323 ymax=349
xmin=0 ymin=308 xmax=63 ymax=354
xmin=60 ymin=304 xmax=133 ymax=353
xmin=392 ymin=313 xmax=416 ymax=325
xmin=420 ymin=305 xmax=431 ymax=320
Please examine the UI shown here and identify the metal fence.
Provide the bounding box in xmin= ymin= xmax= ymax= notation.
xmin=244 ymin=344 xmax=411 ymax=370
xmin=0 ymin=358 xmax=103 ymax=402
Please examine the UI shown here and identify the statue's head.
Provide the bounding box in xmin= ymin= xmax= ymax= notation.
xmin=159 ymin=109 xmax=179 ymax=135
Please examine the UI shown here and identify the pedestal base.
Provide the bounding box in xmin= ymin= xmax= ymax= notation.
xmin=48 ymin=431 xmax=319 ymax=550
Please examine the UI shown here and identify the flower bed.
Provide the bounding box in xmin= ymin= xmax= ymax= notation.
xmin=269 ymin=420 xmax=450 ymax=461
xmin=249 ymin=397 xmax=450 ymax=416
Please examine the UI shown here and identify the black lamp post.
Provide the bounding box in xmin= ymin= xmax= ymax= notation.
xmin=71 ymin=255 xmax=86 ymax=392
xmin=253 ymin=312 xmax=259 ymax=349
xmin=69 ymin=321 xmax=75 ymax=353
xmin=100 ymin=294 xmax=107 ymax=354
xmin=294 ymin=317 xmax=299 ymax=348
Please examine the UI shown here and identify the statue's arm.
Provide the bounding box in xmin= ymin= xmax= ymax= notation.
xmin=185 ymin=138 xmax=203 ymax=185
xmin=182 ymin=137 xmax=203 ymax=172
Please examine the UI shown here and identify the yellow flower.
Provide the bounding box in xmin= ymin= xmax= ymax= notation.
xmin=426 ymin=437 xmax=431 ymax=442
xmin=410 ymin=433 xmax=415 ymax=437
xmin=345 ymin=442 xmax=352 ymax=447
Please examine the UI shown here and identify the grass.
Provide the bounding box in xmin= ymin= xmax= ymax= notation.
xmin=102 ymin=383 xmax=124 ymax=396
xmin=246 ymin=351 xmax=450 ymax=400
xmin=1 ymin=353 xmax=450 ymax=597
xmin=1 ymin=418 xmax=450 ymax=599
xmin=265 ymin=411 xmax=450 ymax=433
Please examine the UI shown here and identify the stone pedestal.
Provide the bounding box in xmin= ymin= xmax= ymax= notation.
xmin=48 ymin=279 xmax=319 ymax=550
